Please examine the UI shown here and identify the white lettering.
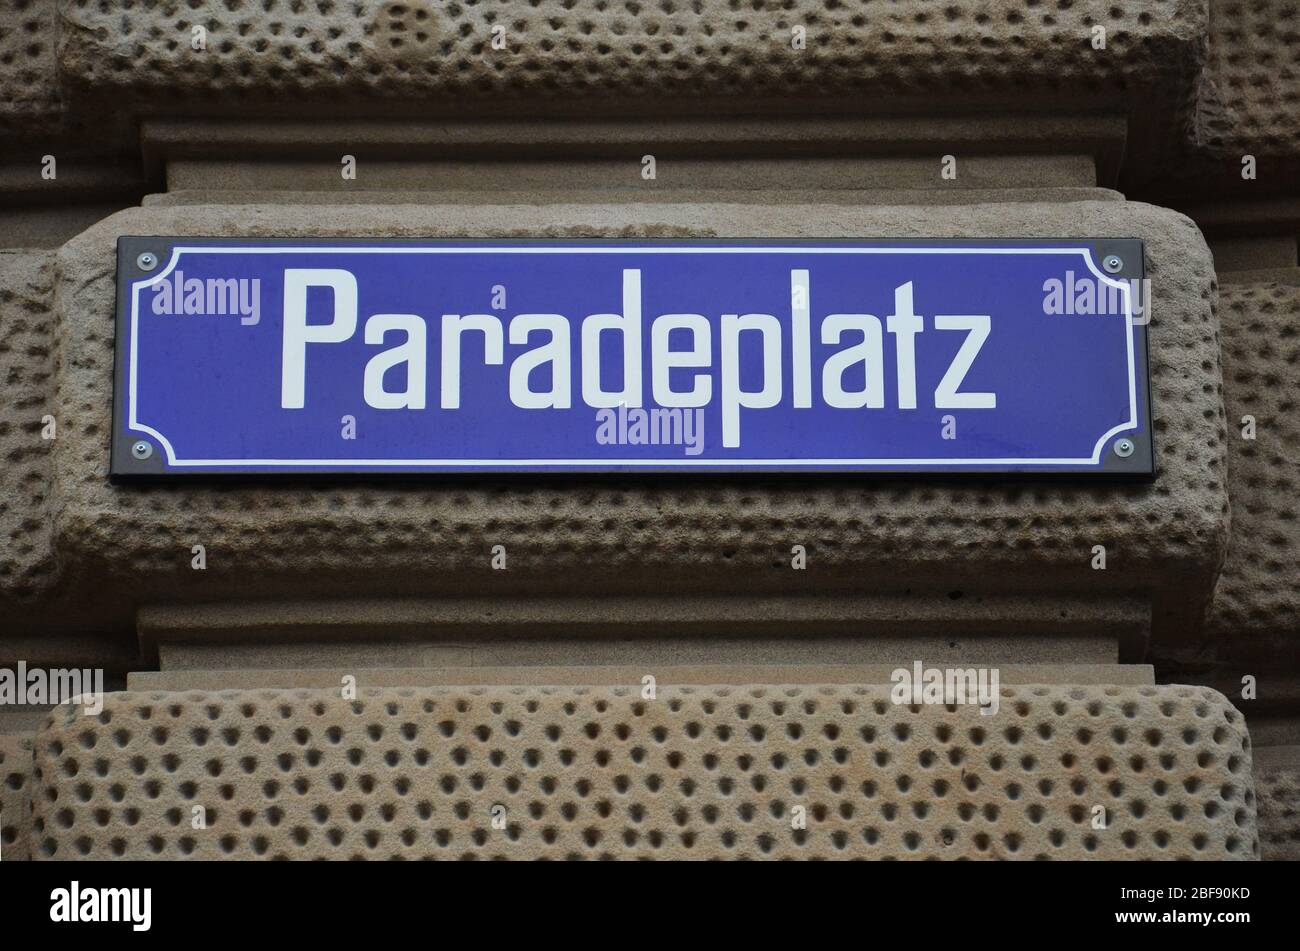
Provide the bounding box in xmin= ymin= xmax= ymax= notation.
xmin=281 ymin=269 xmax=358 ymax=409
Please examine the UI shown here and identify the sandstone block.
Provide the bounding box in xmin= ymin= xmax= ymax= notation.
xmin=29 ymin=683 xmax=1257 ymax=860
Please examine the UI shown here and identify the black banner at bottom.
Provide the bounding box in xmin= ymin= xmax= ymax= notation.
xmin=0 ymin=859 xmax=1274 ymax=938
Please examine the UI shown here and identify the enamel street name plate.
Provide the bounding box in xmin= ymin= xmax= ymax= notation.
xmin=111 ymin=237 xmax=1153 ymax=476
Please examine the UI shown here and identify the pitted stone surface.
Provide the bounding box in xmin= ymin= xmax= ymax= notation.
xmin=1 ymin=733 xmax=34 ymax=862
xmin=1210 ymin=282 xmax=1300 ymax=655
xmin=1256 ymin=759 xmax=1300 ymax=860
xmin=0 ymin=251 xmax=56 ymax=603
xmin=1197 ymin=0 xmax=1300 ymax=155
xmin=54 ymin=0 xmax=1204 ymax=115
xmin=0 ymin=0 xmax=60 ymax=136
xmin=42 ymin=201 xmax=1227 ymax=646
xmin=29 ymin=684 xmax=1257 ymax=860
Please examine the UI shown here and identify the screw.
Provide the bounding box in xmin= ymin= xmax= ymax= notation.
xmin=136 ymin=251 xmax=158 ymax=271
xmin=1102 ymin=254 xmax=1123 ymax=274
xmin=1114 ymin=437 xmax=1135 ymax=458
xmin=131 ymin=440 xmax=153 ymax=460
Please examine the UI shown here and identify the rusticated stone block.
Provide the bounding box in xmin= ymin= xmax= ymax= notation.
xmin=1210 ymin=282 xmax=1300 ymax=657
xmin=54 ymin=0 xmax=1205 ymax=120
xmin=0 ymin=733 xmax=34 ymax=862
xmin=1256 ymin=756 xmax=1300 ymax=860
xmin=42 ymin=201 xmax=1226 ymax=648
xmin=0 ymin=0 xmax=60 ymax=138
xmin=28 ymin=683 xmax=1256 ymax=860
xmin=0 ymin=251 xmax=56 ymax=603
xmin=1197 ymin=0 xmax=1300 ymax=156
xmin=1147 ymin=1 xmax=1300 ymax=196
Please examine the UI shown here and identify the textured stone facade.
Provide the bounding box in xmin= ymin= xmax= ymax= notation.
xmin=0 ymin=733 xmax=34 ymax=862
xmin=1256 ymin=754 xmax=1300 ymax=860
xmin=0 ymin=252 xmax=56 ymax=604
xmin=53 ymin=1 xmax=1205 ymax=113
xmin=1211 ymin=283 xmax=1300 ymax=658
xmin=1 ymin=0 xmax=1298 ymax=862
xmin=28 ymin=684 xmax=1258 ymax=860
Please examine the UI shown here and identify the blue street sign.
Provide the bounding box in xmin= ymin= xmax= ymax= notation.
xmin=111 ymin=238 xmax=1152 ymax=476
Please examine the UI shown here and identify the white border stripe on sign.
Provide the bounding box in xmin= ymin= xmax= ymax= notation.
xmin=127 ymin=244 xmax=1138 ymax=469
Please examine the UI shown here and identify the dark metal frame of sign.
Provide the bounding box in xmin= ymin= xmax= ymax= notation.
xmin=110 ymin=236 xmax=1154 ymax=480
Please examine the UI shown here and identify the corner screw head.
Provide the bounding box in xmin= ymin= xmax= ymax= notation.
xmin=1114 ymin=437 xmax=1135 ymax=458
xmin=136 ymin=251 xmax=158 ymax=271
xmin=131 ymin=440 xmax=153 ymax=460
xmin=1102 ymin=254 xmax=1123 ymax=274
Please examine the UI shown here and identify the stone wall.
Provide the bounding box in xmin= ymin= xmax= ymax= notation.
xmin=1 ymin=0 xmax=1298 ymax=860
xmin=27 ymin=684 xmax=1259 ymax=860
